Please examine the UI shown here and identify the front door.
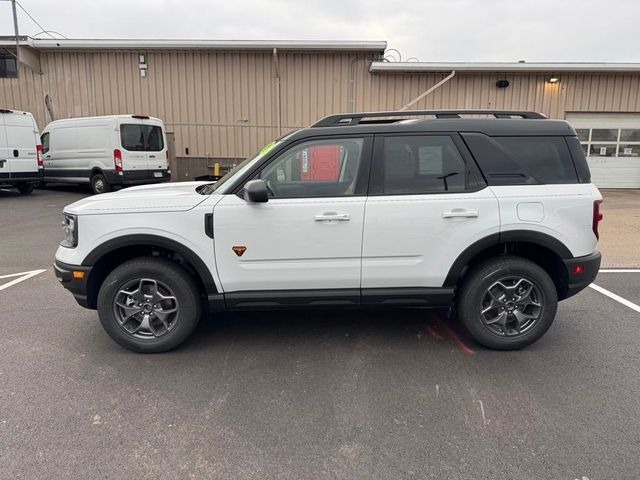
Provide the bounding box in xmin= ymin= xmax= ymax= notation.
xmin=213 ymin=136 xmax=371 ymax=295
xmin=362 ymin=133 xmax=500 ymax=289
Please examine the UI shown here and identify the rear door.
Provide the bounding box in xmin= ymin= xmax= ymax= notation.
xmin=361 ymin=133 xmax=500 ymax=290
xmin=118 ymin=118 xmax=167 ymax=176
xmin=0 ymin=113 xmax=10 ymax=180
xmin=4 ymin=113 xmax=38 ymax=178
xmin=118 ymin=119 xmax=148 ymax=173
xmin=141 ymin=119 xmax=167 ymax=172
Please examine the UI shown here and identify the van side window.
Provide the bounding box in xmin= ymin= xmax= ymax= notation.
xmin=120 ymin=125 xmax=164 ymax=152
xmin=375 ymin=135 xmax=467 ymax=194
xmin=41 ymin=132 xmax=50 ymax=154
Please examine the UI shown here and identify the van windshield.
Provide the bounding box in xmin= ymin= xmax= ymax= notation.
xmin=120 ymin=124 xmax=164 ymax=152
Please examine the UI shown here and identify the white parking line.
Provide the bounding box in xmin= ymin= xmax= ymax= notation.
xmin=589 ymin=283 xmax=640 ymax=314
xmin=0 ymin=269 xmax=47 ymax=292
xmin=599 ymin=269 xmax=640 ymax=273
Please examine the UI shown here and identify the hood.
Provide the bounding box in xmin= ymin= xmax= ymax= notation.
xmin=64 ymin=181 xmax=214 ymax=215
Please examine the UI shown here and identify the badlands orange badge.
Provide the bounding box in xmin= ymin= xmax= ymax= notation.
xmin=232 ymin=246 xmax=247 ymax=257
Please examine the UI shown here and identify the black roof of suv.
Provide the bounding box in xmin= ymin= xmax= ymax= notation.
xmin=287 ymin=110 xmax=577 ymax=141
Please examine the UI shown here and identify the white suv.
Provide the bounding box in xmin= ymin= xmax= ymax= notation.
xmin=54 ymin=110 xmax=603 ymax=353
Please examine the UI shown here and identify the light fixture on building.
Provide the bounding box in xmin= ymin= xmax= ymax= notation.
xmin=139 ymin=54 xmax=148 ymax=78
xmin=496 ymin=79 xmax=510 ymax=88
xmin=548 ymin=77 xmax=559 ymax=83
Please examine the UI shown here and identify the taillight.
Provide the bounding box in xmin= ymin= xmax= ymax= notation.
xmin=593 ymin=200 xmax=603 ymax=240
xmin=36 ymin=144 xmax=43 ymax=168
xmin=114 ymin=148 xmax=123 ymax=173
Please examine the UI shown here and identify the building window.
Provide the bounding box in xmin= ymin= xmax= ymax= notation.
xmin=0 ymin=54 xmax=18 ymax=78
xmin=578 ymin=128 xmax=640 ymax=157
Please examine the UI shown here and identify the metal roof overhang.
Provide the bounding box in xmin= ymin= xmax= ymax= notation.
xmin=0 ymin=37 xmax=387 ymax=52
xmin=370 ymin=61 xmax=640 ymax=73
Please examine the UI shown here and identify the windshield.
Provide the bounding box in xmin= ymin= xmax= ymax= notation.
xmin=198 ymin=140 xmax=280 ymax=195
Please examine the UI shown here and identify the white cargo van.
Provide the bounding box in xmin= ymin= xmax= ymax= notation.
xmin=0 ymin=109 xmax=42 ymax=194
xmin=41 ymin=115 xmax=170 ymax=194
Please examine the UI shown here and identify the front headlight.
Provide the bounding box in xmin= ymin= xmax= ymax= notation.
xmin=61 ymin=213 xmax=78 ymax=248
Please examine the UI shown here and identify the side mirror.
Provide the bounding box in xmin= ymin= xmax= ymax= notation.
xmin=242 ymin=179 xmax=269 ymax=203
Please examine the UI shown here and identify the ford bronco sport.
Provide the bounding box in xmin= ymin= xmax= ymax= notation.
xmin=54 ymin=110 xmax=602 ymax=353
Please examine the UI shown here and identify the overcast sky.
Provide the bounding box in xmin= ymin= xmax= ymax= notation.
xmin=2 ymin=0 xmax=639 ymax=62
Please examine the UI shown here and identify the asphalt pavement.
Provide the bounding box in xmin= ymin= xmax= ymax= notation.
xmin=1 ymin=186 xmax=639 ymax=480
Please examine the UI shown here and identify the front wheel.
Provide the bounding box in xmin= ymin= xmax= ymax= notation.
xmin=97 ymin=257 xmax=202 ymax=353
xmin=456 ymin=256 xmax=558 ymax=350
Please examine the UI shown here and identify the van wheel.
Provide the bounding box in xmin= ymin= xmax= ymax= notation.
xmin=91 ymin=173 xmax=111 ymax=194
xmin=17 ymin=183 xmax=35 ymax=195
xmin=456 ymin=256 xmax=558 ymax=350
xmin=97 ymin=257 xmax=202 ymax=353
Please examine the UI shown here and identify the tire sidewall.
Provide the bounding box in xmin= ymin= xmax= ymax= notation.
xmin=458 ymin=257 xmax=558 ymax=350
xmin=97 ymin=259 xmax=201 ymax=353
xmin=91 ymin=174 xmax=111 ymax=195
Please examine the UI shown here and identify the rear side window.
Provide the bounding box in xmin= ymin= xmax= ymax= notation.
xmin=370 ymin=135 xmax=469 ymax=195
xmin=462 ymin=133 xmax=579 ymax=185
xmin=120 ymin=124 xmax=164 ymax=152
xmin=492 ymin=136 xmax=578 ymax=184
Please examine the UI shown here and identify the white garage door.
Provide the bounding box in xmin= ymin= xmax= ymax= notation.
xmin=566 ymin=113 xmax=640 ymax=188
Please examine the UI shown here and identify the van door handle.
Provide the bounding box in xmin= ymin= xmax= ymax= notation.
xmin=314 ymin=213 xmax=350 ymax=222
xmin=45 ymin=155 xmax=51 ymax=158
xmin=149 ymin=155 xmax=156 ymax=158
xmin=442 ymin=209 xmax=479 ymax=218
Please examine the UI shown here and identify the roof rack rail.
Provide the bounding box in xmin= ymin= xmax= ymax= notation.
xmin=311 ymin=109 xmax=547 ymax=127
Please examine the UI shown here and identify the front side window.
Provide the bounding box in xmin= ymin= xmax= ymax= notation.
xmin=376 ymin=135 xmax=467 ymax=194
xmin=41 ymin=132 xmax=50 ymax=154
xmin=120 ymin=124 xmax=164 ymax=152
xmin=258 ymin=138 xmax=364 ymax=198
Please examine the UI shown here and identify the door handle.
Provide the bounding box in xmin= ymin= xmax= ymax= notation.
xmin=442 ymin=210 xmax=479 ymax=218
xmin=149 ymin=155 xmax=156 ymax=158
xmin=314 ymin=213 xmax=350 ymax=222
xmin=45 ymin=155 xmax=51 ymax=158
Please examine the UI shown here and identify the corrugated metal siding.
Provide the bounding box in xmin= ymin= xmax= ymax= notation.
xmin=362 ymin=72 xmax=640 ymax=119
xmin=2 ymin=50 xmax=640 ymax=161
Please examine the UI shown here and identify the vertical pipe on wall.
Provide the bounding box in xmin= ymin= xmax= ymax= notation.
xmin=272 ymin=48 xmax=282 ymax=135
xmin=11 ymin=0 xmax=20 ymax=78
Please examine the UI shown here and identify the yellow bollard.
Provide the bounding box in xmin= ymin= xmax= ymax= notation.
xmin=213 ymin=162 xmax=220 ymax=177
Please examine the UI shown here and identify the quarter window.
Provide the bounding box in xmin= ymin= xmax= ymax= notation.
xmin=377 ymin=135 xmax=467 ymax=194
xmin=258 ymin=138 xmax=364 ymax=198
xmin=493 ymin=136 xmax=578 ymax=184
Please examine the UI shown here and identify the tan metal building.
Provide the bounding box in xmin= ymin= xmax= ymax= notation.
xmin=2 ymin=37 xmax=640 ymax=186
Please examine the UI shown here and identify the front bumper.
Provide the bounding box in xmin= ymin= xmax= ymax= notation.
xmin=106 ymin=169 xmax=171 ymax=186
xmin=562 ymin=251 xmax=601 ymax=299
xmin=54 ymin=260 xmax=93 ymax=309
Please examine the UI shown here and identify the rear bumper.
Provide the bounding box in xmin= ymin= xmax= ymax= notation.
xmin=0 ymin=170 xmax=41 ymax=184
xmin=53 ymin=260 xmax=93 ymax=309
xmin=562 ymin=251 xmax=601 ymax=299
xmin=106 ymin=169 xmax=171 ymax=186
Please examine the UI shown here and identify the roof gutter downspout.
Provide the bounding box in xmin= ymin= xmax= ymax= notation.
xmin=272 ymin=48 xmax=282 ymax=135
xmin=400 ymin=70 xmax=456 ymax=111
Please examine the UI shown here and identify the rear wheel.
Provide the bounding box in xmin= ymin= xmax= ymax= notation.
xmin=97 ymin=257 xmax=202 ymax=353
xmin=456 ymin=256 xmax=558 ymax=350
xmin=17 ymin=183 xmax=35 ymax=195
xmin=90 ymin=173 xmax=111 ymax=194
